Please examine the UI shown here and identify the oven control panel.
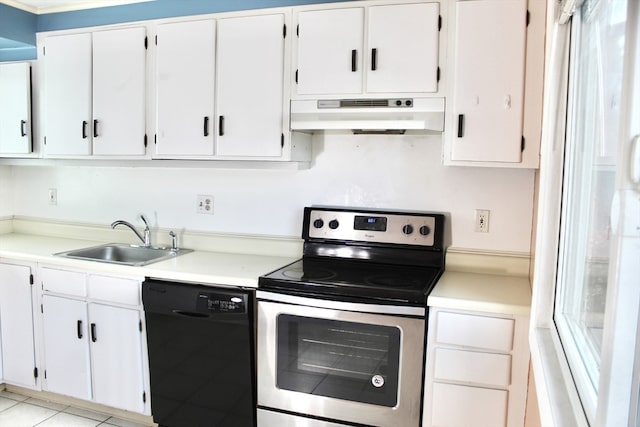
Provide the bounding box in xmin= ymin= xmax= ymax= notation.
xmin=305 ymin=207 xmax=441 ymax=247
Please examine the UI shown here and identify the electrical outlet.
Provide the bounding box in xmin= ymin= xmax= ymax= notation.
xmin=475 ymin=209 xmax=490 ymax=233
xmin=197 ymin=195 xmax=214 ymax=215
xmin=48 ymin=188 xmax=57 ymax=205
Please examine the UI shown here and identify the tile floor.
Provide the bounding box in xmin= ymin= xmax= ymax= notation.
xmin=0 ymin=390 xmax=149 ymax=427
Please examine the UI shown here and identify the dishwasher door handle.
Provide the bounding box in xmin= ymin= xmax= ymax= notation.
xmin=172 ymin=310 xmax=209 ymax=318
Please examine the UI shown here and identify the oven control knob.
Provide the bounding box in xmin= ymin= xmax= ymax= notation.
xmin=313 ymin=219 xmax=324 ymax=229
xmin=420 ymin=225 xmax=431 ymax=236
xmin=402 ymin=224 xmax=414 ymax=235
xmin=328 ymin=219 xmax=339 ymax=230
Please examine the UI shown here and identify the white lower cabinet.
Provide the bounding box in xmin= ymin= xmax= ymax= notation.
xmin=0 ymin=261 xmax=39 ymax=389
xmin=39 ymin=266 xmax=148 ymax=415
xmin=423 ymin=308 xmax=530 ymax=427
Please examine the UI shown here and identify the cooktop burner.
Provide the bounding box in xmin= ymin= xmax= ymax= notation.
xmin=258 ymin=206 xmax=448 ymax=306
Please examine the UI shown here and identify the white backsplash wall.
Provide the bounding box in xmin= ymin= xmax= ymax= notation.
xmin=0 ymin=166 xmax=13 ymax=218
xmin=8 ymin=133 xmax=535 ymax=253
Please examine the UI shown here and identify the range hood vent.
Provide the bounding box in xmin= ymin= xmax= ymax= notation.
xmin=291 ymin=97 xmax=445 ymax=132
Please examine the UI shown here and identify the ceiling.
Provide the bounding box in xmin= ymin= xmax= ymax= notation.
xmin=1 ymin=0 xmax=152 ymax=14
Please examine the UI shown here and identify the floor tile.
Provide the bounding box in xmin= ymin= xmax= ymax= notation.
xmin=102 ymin=416 xmax=148 ymax=427
xmin=64 ymin=406 xmax=111 ymax=422
xmin=37 ymin=412 xmax=101 ymax=427
xmin=0 ymin=396 xmax=20 ymax=412
xmin=0 ymin=402 xmax=57 ymax=426
xmin=25 ymin=397 xmax=69 ymax=412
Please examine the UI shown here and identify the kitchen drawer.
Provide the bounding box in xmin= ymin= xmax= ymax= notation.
xmin=433 ymin=347 xmax=512 ymax=387
xmin=431 ymin=382 xmax=508 ymax=427
xmin=40 ymin=267 xmax=87 ymax=297
xmin=88 ymin=275 xmax=140 ymax=306
xmin=435 ymin=311 xmax=514 ymax=352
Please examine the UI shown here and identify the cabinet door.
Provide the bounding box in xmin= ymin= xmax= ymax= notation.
xmin=41 ymin=295 xmax=91 ymax=401
xmin=92 ymin=27 xmax=146 ymax=156
xmin=156 ymin=20 xmax=216 ymax=157
xmin=0 ymin=263 xmax=37 ymax=388
xmin=0 ymin=63 xmax=31 ymax=154
xmin=216 ymin=14 xmax=284 ymax=157
xmin=366 ymin=3 xmax=440 ymax=93
xmin=89 ymin=303 xmax=145 ymax=413
xmin=431 ymin=382 xmax=508 ymax=427
xmin=296 ymin=8 xmax=364 ymax=95
xmin=44 ymin=33 xmax=92 ymax=156
xmin=451 ymin=0 xmax=527 ymax=163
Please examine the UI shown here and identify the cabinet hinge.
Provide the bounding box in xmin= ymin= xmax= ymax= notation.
xmin=521 ymin=136 xmax=525 ymax=152
xmin=295 ymin=69 xmax=298 ymax=84
xmin=283 ymin=24 xmax=287 ymax=38
xmin=437 ymin=67 xmax=441 ymax=82
xmin=34 ymin=367 xmax=38 ymax=379
xmin=281 ymin=133 xmax=284 ymax=148
xmin=29 ymin=274 xmax=34 ymax=285
xmin=438 ymin=15 xmax=442 ymax=31
xmin=144 ymin=134 xmax=147 ymax=148
xmin=296 ymin=24 xmax=299 ymax=37
xmin=526 ymin=10 xmax=530 ymax=26
xmin=144 ymin=36 xmax=148 ymax=49
xmin=143 ymin=391 xmax=147 ymax=403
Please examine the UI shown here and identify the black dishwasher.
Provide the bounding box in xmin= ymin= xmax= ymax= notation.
xmin=142 ymin=279 xmax=255 ymax=427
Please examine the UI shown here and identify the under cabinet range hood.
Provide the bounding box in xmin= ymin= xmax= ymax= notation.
xmin=290 ymin=97 xmax=445 ymax=132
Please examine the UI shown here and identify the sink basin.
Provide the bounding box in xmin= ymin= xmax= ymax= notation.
xmin=55 ymin=243 xmax=193 ymax=266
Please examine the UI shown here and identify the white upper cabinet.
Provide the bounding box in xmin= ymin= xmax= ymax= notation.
xmin=294 ymin=2 xmax=440 ymax=97
xmin=366 ymin=3 xmax=440 ymax=93
xmin=444 ymin=0 xmax=545 ymax=168
xmin=92 ymin=28 xmax=146 ymax=156
xmin=44 ymin=33 xmax=92 ymax=156
xmin=155 ymin=20 xmax=216 ymax=158
xmin=216 ymin=14 xmax=285 ymax=157
xmin=43 ymin=28 xmax=147 ymax=157
xmin=0 ymin=62 xmax=32 ymax=155
xmin=296 ymin=8 xmax=364 ymax=95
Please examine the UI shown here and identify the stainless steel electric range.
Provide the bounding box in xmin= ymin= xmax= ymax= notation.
xmin=256 ymin=206 xmax=448 ymax=427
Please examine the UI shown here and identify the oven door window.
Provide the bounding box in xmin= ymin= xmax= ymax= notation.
xmin=276 ymin=314 xmax=401 ymax=407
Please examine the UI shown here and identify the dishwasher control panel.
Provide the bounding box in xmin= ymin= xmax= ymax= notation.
xmin=197 ymin=292 xmax=247 ymax=313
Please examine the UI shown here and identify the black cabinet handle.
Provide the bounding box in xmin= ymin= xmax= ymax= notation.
xmin=20 ymin=120 xmax=27 ymax=137
xmin=204 ymin=116 xmax=209 ymax=137
xmin=90 ymin=323 xmax=97 ymax=342
xmin=93 ymin=119 xmax=98 ymax=138
xmin=457 ymin=114 xmax=465 ymax=138
xmin=351 ymin=49 xmax=357 ymax=72
xmin=371 ymin=48 xmax=377 ymax=71
xmin=77 ymin=320 xmax=83 ymax=339
xmin=82 ymin=121 xmax=88 ymax=139
xmin=219 ymin=116 xmax=224 ymax=136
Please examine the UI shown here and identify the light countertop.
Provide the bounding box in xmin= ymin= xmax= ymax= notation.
xmin=0 ymin=234 xmax=297 ymax=288
xmin=428 ymin=270 xmax=532 ymax=316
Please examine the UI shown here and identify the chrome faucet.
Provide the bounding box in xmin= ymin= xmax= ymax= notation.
xmin=111 ymin=215 xmax=151 ymax=247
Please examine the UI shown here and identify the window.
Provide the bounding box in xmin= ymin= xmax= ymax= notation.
xmin=555 ymin=0 xmax=627 ymax=420
xmin=531 ymin=0 xmax=640 ymax=425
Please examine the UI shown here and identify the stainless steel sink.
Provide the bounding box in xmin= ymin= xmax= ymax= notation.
xmin=55 ymin=243 xmax=193 ymax=266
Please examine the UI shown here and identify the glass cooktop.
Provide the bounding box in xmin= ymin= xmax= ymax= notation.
xmin=258 ymin=257 xmax=443 ymax=306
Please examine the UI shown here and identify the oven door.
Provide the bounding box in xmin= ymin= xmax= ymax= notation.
xmin=257 ymin=291 xmax=426 ymax=427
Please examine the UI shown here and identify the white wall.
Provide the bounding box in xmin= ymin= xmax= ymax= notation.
xmin=8 ymin=133 xmax=535 ymax=252
xmin=0 ymin=166 xmax=13 ymax=218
